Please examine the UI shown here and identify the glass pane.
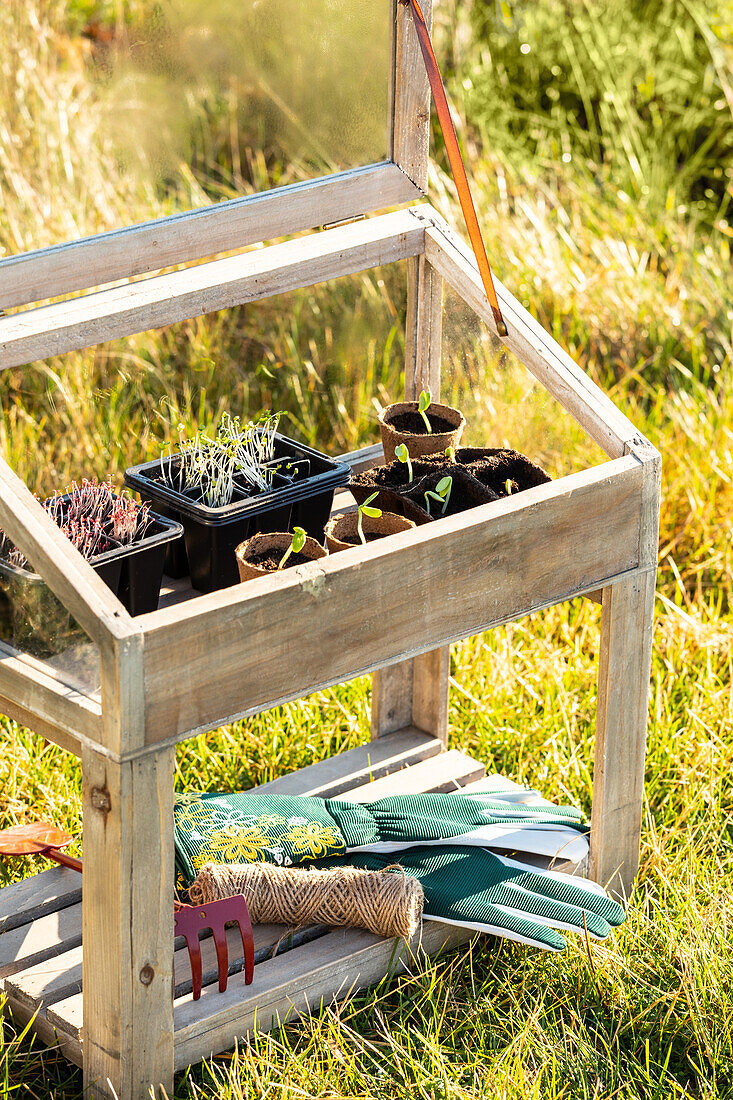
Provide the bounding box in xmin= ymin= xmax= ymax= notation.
xmin=440 ymin=284 xmax=608 ymax=478
xmin=0 ymin=538 xmax=100 ymax=696
xmin=1 ymin=0 xmax=391 ymax=256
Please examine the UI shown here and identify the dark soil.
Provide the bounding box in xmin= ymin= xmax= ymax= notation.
xmin=388 ymin=409 xmax=457 ymax=435
xmin=246 ymin=549 xmax=316 ymax=571
xmin=338 ymin=530 xmax=383 ymax=545
xmin=418 ymin=448 xmax=551 ymax=496
xmin=350 ymin=458 xmax=448 ymax=492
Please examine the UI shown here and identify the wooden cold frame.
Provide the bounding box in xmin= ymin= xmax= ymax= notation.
xmin=0 ymin=203 xmax=660 ymax=1100
xmin=0 ymin=3 xmax=660 ymax=1093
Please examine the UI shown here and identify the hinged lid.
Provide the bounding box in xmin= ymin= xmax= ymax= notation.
xmin=0 ymin=0 xmax=433 ymax=310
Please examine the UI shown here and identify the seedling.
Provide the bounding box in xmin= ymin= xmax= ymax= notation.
xmin=504 ymin=478 xmax=518 ymax=495
xmin=357 ymin=492 xmax=382 ymax=545
xmin=445 ymin=446 xmax=456 ymax=464
xmin=394 ymin=443 xmax=413 ymax=484
xmin=162 ymin=411 xmax=283 ymax=506
xmin=424 ymin=475 xmax=453 ymax=517
xmin=0 ymin=480 xmax=151 ymax=568
xmin=418 ymin=389 xmax=433 ymax=434
xmin=278 ymin=526 xmax=306 ymax=569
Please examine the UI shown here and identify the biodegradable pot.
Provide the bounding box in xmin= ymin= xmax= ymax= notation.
xmin=403 ymin=466 xmax=497 ymax=519
xmin=125 ymin=433 xmax=349 ymax=593
xmin=236 ymin=531 xmax=327 ymax=583
xmin=348 ymin=457 xmax=457 ymax=526
xmin=324 ymin=510 xmax=415 ymax=553
xmin=349 ymin=460 xmax=495 ymax=522
xmin=378 ymin=400 xmax=465 ymax=462
xmin=418 ymin=447 xmax=551 ymax=497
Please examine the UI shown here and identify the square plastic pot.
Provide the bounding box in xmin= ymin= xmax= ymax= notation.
xmin=124 ymin=434 xmax=350 ymax=593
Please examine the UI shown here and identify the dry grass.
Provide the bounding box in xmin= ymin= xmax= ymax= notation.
xmin=0 ymin=1 xmax=732 ymax=1097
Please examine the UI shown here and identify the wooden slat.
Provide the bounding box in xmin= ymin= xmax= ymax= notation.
xmin=255 ymin=726 xmax=443 ymax=798
xmin=3 ymin=921 xmax=322 ymax=1016
xmin=4 ymin=945 xmax=84 ymax=1011
xmin=140 ymin=457 xmax=644 ymax=745
xmin=336 ymin=441 xmax=385 ymax=475
xmin=422 ymin=213 xmax=641 ymax=459
xmin=172 ymin=920 xmax=472 ymax=1071
xmin=0 ymin=208 xmax=425 ymax=371
xmin=340 ymin=749 xmax=484 ymax=803
xmin=0 ymin=163 xmax=419 ymax=310
xmin=3 ymin=995 xmax=82 ymax=1067
xmin=392 ymin=0 xmax=432 ymax=190
xmin=0 ymin=866 xmax=81 ymax=935
xmin=0 ymin=901 xmax=82 ymax=980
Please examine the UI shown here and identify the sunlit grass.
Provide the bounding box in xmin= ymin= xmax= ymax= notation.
xmin=0 ymin=0 xmax=732 ymax=1097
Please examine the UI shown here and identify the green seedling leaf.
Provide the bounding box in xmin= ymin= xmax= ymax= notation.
xmin=357 ymin=493 xmax=382 ymax=545
xmin=424 ymin=475 xmax=453 ymax=516
xmin=394 ymin=443 xmax=413 ymax=484
xmin=278 ymin=526 xmax=307 ymax=569
xmin=418 ymin=388 xmax=433 ymax=434
xmin=445 ymin=446 xmax=456 ymax=463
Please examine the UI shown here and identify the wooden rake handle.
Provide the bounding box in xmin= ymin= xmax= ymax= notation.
xmin=399 ymin=0 xmax=508 ymax=337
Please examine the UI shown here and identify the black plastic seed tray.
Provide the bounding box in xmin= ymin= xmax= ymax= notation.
xmin=0 ymin=510 xmax=182 ymax=652
xmin=124 ymin=434 xmax=350 ymax=593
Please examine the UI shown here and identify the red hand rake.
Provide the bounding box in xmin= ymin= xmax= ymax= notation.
xmin=0 ymin=821 xmax=254 ymax=1000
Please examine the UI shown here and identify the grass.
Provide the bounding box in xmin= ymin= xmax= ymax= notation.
xmin=1 ymin=0 xmax=732 ymax=1097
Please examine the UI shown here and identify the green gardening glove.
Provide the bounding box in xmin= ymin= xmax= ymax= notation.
xmin=174 ymin=787 xmax=589 ymax=890
xmin=346 ymin=845 xmax=626 ymax=952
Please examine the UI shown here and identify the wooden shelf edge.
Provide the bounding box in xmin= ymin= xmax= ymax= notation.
xmin=254 ymin=726 xmax=444 ymax=798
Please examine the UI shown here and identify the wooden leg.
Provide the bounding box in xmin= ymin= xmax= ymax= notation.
xmin=82 ymin=746 xmax=175 ymax=1100
xmin=373 ymin=256 xmax=450 ymax=748
xmin=371 ymin=648 xmax=450 ymax=747
xmin=589 ymin=570 xmax=656 ymax=901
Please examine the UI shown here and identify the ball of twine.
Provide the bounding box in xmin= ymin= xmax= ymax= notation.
xmin=189 ymin=861 xmax=423 ymax=940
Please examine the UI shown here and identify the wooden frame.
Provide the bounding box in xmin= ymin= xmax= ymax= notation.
xmin=0 ymin=8 xmax=660 ymax=1083
xmin=0 ymin=204 xmax=660 ymax=1099
xmin=0 ymin=0 xmax=431 ymax=311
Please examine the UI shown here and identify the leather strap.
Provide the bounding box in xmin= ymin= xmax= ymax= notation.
xmin=399 ymin=0 xmax=507 ymax=337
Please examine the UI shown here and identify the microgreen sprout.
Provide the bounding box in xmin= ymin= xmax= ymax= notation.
xmin=394 ymin=443 xmax=413 ymax=484
xmin=445 ymin=446 xmax=456 ymax=463
xmin=278 ymin=526 xmax=306 ymax=570
xmin=418 ymin=389 xmax=433 ymax=434
xmin=504 ymin=478 xmax=518 ymax=495
xmin=0 ymin=479 xmax=151 ymax=568
xmin=424 ymin=475 xmax=453 ymax=517
xmin=161 ymin=412 xmax=283 ymax=506
xmin=357 ymin=492 xmax=382 ymax=545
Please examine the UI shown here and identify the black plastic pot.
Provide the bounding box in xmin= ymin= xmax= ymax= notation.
xmin=114 ymin=514 xmax=184 ymax=615
xmin=124 ymin=434 xmax=350 ymax=593
xmin=0 ymin=510 xmax=182 ymax=650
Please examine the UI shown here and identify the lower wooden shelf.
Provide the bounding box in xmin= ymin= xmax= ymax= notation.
xmin=0 ymin=728 xmax=489 ymax=1072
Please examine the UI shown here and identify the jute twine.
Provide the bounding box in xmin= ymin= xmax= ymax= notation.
xmin=189 ymin=861 xmax=423 ymax=940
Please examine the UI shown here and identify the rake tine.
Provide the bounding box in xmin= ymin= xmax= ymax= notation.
xmin=184 ymin=930 xmax=204 ymax=1001
xmin=174 ymin=907 xmax=205 ymax=1001
xmin=210 ymin=920 xmax=230 ymax=994
xmin=231 ymin=895 xmax=255 ymax=984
